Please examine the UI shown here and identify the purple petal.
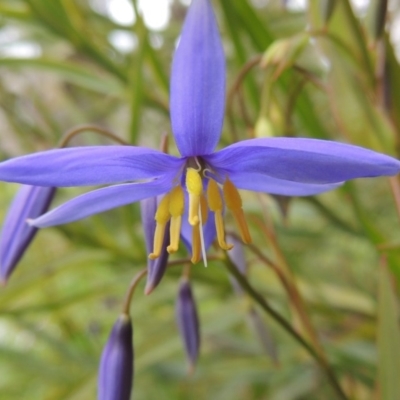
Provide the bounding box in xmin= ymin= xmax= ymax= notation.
xmin=98 ymin=314 xmax=133 ymax=400
xmin=0 ymin=146 xmax=183 ymax=186
xmin=207 ymin=138 xmax=400 ymax=184
xmin=170 ymin=0 xmax=225 ymax=157
xmin=224 ymin=172 xmax=343 ymax=196
xmin=140 ymin=196 xmax=170 ymax=294
xmin=30 ymin=178 xmax=174 ymax=228
xmin=176 ymin=278 xmax=200 ymax=370
xmin=0 ymin=185 xmax=55 ymax=283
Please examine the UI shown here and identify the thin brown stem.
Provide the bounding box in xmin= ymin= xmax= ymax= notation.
xmin=58 ymin=124 xmax=129 ymax=148
xmin=122 ymin=268 xmax=148 ymax=315
xmin=226 ymin=55 xmax=262 ymax=141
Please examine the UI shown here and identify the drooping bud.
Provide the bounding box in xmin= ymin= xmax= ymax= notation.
xmin=98 ymin=314 xmax=134 ymax=400
xmin=0 ymin=185 xmax=55 ymax=284
xmin=141 ymin=197 xmax=170 ymax=294
xmin=176 ymin=278 xmax=200 ymax=373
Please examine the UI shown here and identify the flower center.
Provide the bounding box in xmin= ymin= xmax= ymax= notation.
xmin=149 ymin=163 xmax=251 ymax=264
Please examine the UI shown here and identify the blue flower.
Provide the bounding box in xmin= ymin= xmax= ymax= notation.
xmin=0 ymin=0 xmax=399 ymax=263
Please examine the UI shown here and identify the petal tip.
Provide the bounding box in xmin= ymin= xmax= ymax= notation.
xmin=144 ymin=282 xmax=155 ymax=296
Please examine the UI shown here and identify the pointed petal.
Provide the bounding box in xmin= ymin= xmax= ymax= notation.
xmin=140 ymin=196 xmax=170 ymax=294
xmin=98 ymin=314 xmax=133 ymax=400
xmin=207 ymin=138 xmax=400 ymax=184
xmin=0 ymin=146 xmax=183 ymax=186
xmin=30 ymin=178 xmax=174 ymax=228
xmin=170 ymin=0 xmax=225 ymax=157
xmin=0 ymin=185 xmax=55 ymax=282
xmin=224 ymin=172 xmax=343 ymax=196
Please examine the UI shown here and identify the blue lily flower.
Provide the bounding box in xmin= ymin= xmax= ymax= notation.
xmin=0 ymin=0 xmax=399 ymax=264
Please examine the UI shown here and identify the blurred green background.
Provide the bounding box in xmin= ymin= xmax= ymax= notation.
xmin=1 ymin=0 xmax=400 ymax=399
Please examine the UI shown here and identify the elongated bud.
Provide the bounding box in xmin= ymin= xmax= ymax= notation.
xmin=176 ymin=278 xmax=200 ymax=373
xmin=98 ymin=314 xmax=134 ymax=400
xmin=0 ymin=185 xmax=55 ymax=284
xmin=140 ymin=197 xmax=170 ymax=294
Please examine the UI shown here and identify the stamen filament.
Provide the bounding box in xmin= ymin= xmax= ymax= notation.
xmin=191 ymin=197 xmax=208 ymax=264
xmin=214 ymin=210 xmax=233 ymax=250
xmin=188 ymin=194 xmax=200 ymax=226
xmin=167 ymin=216 xmax=182 ymax=253
xmin=231 ymin=209 xmax=252 ymax=244
xmin=167 ymin=186 xmax=184 ymax=254
xmin=191 ymin=225 xmax=201 ymax=264
xmin=223 ymin=178 xmax=252 ymax=244
xmin=207 ymin=179 xmax=232 ymax=250
xmin=149 ymin=194 xmax=170 ymax=259
xmin=186 ymin=168 xmax=203 ymax=226
xmin=198 ymin=203 xmax=207 ymax=267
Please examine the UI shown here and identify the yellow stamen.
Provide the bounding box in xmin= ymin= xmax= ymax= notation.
xmin=191 ymin=196 xmax=208 ymax=264
xmin=186 ymin=168 xmax=203 ymax=226
xmin=223 ymin=178 xmax=252 ymax=244
xmin=167 ymin=186 xmax=184 ymax=254
xmin=207 ymin=179 xmax=233 ymax=250
xmin=191 ymin=224 xmax=201 ymax=263
xmin=200 ymin=194 xmax=208 ymax=224
xmin=149 ymin=194 xmax=170 ymax=259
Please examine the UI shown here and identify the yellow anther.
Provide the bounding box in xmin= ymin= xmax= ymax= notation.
xmin=186 ymin=168 xmax=203 ymax=195
xmin=167 ymin=186 xmax=184 ymax=254
xmin=200 ymin=194 xmax=208 ymax=224
xmin=223 ymin=178 xmax=252 ymax=244
xmin=215 ymin=210 xmax=233 ymax=250
xmin=169 ymin=186 xmax=184 ymax=217
xmin=191 ymin=225 xmax=201 ymax=264
xmin=186 ymin=168 xmax=203 ymax=226
xmin=149 ymin=194 xmax=170 ymax=260
xmin=223 ymin=178 xmax=242 ymax=210
xmin=207 ymin=179 xmax=223 ymax=211
xmin=207 ymin=179 xmax=232 ymax=250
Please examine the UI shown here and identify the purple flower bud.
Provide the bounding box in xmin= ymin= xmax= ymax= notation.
xmin=176 ymin=278 xmax=200 ymax=372
xmin=0 ymin=185 xmax=55 ymax=283
xmin=140 ymin=197 xmax=169 ymax=295
xmin=98 ymin=314 xmax=134 ymax=400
